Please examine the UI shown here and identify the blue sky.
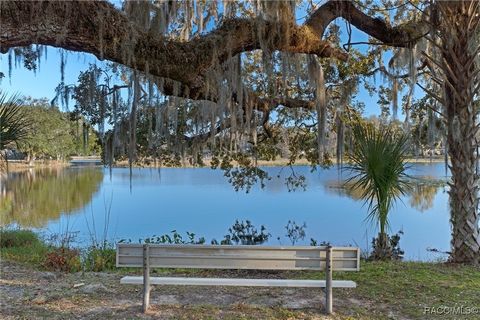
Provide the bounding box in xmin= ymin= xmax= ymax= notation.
xmin=0 ymin=49 xmax=100 ymax=104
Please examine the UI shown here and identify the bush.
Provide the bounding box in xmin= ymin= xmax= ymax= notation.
xmin=215 ymin=220 xmax=270 ymax=245
xmin=0 ymin=229 xmax=49 ymax=266
xmin=369 ymin=231 xmax=404 ymax=261
xmin=131 ymin=230 xmax=206 ymax=245
xmin=0 ymin=229 xmax=40 ymax=248
xmin=43 ymin=247 xmax=81 ymax=272
xmin=83 ymin=245 xmax=116 ymax=271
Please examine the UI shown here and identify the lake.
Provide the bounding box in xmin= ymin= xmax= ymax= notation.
xmin=0 ymin=163 xmax=451 ymax=261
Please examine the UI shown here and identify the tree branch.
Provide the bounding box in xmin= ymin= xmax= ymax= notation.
xmin=306 ymin=0 xmax=428 ymax=47
xmin=0 ymin=1 xmax=345 ymax=96
xmin=0 ymin=0 xmax=430 ymax=113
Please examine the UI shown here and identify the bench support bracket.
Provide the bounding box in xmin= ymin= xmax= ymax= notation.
xmin=325 ymin=245 xmax=333 ymax=314
xmin=143 ymin=244 xmax=151 ymax=313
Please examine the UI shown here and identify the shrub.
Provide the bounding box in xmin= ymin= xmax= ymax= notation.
xmin=0 ymin=229 xmax=49 ymax=267
xmin=218 ymin=220 xmax=270 ymax=245
xmin=369 ymin=230 xmax=404 ymax=261
xmin=83 ymin=245 xmax=116 ymax=271
xmin=0 ymin=229 xmax=40 ymax=248
xmin=43 ymin=247 xmax=81 ymax=272
xmin=134 ymin=230 xmax=206 ymax=245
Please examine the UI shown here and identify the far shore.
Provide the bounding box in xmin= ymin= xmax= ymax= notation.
xmin=3 ymin=156 xmax=446 ymax=172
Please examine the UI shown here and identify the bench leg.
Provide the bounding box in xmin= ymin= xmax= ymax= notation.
xmin=143 ymin=244 xmax=151 ymax=313
xmin=325 ymin=245 xmax=333 ymax=314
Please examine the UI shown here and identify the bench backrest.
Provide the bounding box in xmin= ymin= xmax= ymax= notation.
xmin=116 ymin=244 xmax=360 ymax=271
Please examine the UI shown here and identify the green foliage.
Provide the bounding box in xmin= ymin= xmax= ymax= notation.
xmin=370 ymin=231 xmax=404 ymax=261
xmin=40 ymin=27 xmax=381 ymax=182
xmin=346 ymin=123 xmax=411 ymax=235
xmin=346 ymin=122 xmax=411 ymax=260
xmin=309 ymin=238 xmax=330 ymax=247
xmin=18 ymin=102 xmax=74 ymax=159
xmin=0 ymin=229 xmax=40 ymax=248
xmin=0 ymin=92 xmax=31 ymax=150
xmin=0 ymin=229 xmax=112 ymax=272
xmin=69 ymin=114 xmax=102 ymax=156
xmin=16 ymin=99 xmax=101 ymax=159
xmin=83 ymin=245 xmax=116 ymax=272
xmin=54 ymin=64 xmax=124 ymax=126
xmin=0 ymin=221 xmax=405 ymax=273
xmin=0 ymin=229 xmax=49 ymax=266
xmin=121 ymin=230 xmax=206 ymax=245
xmin=254 ymin=137 xmax=281 ymax=161
xmin=325 ymin=176 xmax=445 ymax=213
xmin=6 ymin=46 xmax=42 ymax=73
xmin=408 ymin=96 xmax=445 ymax=155
xmin=71 ymin=65 xmax=108 ymax=125
xmin=217 ymin=220 xmax=270 ymax=245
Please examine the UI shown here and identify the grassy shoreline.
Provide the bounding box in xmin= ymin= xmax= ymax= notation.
xmin=2 ymin=160 xmax=70 ymax=173
xmin=1 ymin=229 xmax=479 ymax=319
xmin=4 ymin=156 xmax=446 ymax=172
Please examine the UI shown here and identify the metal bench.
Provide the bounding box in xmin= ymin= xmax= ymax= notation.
xmin=116 ymin=243 xmax=360 ymax=314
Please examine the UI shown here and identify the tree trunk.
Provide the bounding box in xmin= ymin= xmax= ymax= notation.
xmin=441 ymin=1 xmax=480 ymax=265
xmin=371 ymin=232 xmax=392 ymax=261
xmin=27 ymin=153 xmax=35 ymax=167
xmin=446 ymin=102 xmax=480 ymax=264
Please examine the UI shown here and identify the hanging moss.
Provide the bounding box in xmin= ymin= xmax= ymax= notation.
xmin=8 ymin=50 xmax=12 ymax=79
xmin=307 ymin=55 xmax=327 ymax=164
xmin=60 ymin=50 xmax=66 ymax=84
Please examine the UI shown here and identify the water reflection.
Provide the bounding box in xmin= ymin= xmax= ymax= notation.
xmin=408 ymin=180 xmax=446 ymax=212
xmin=0 ymin=168 xmax=103 ymax=227
xmin=0 ymin=165 xmax=452 ymax=261
xmin=1 ymin=168 xmax=447 ymax=227
xmin=324 ymin=177 xmax=446 ymax=212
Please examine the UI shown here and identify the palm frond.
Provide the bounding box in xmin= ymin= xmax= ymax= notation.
xmin=0 ymin=91 xmax=31 ymax=150
xmin=344 ymin=122 xmax=411 ymax=235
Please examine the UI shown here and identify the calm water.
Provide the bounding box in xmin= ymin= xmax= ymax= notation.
xmin=0 ymin=163 xmax=451 ymax=261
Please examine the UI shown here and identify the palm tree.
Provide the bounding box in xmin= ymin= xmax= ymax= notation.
xmin=345 ymin=123 xmax=411 ymax=260
xmin=0 ymin=92 xmax=30 ymax=170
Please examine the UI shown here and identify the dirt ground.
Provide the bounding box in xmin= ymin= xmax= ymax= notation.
xmin=0 ymin=261 xmax=379 ymax=320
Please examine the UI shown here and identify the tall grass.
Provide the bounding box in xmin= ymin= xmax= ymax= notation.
xmin=0 ymin=228 xmax=49 ymax=266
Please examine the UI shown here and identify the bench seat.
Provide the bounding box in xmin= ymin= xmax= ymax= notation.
xmin=120 ymin=276 xmax=357 ymax=288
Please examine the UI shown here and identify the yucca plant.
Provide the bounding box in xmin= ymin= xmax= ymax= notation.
xmin=0 ymin=92 xmax=30 ymax=169
xmin=345 ymin=122 xmax=411 ymax=260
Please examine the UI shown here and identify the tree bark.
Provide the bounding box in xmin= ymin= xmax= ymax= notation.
xmin=440 ymin=1 xmax=480 ymax=265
